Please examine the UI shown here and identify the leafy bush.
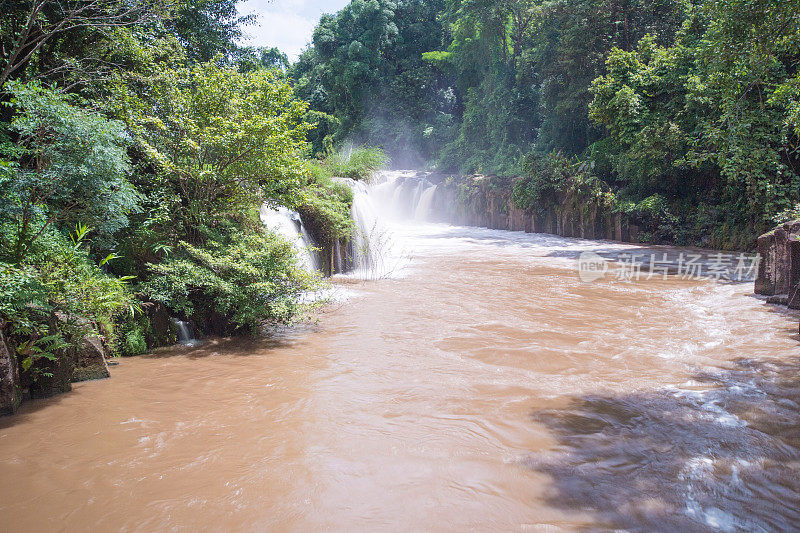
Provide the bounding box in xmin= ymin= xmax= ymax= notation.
xmin=298 ymin=179 xmax=354 ymax=246
xmin=0 ymin=225 xmax=135 ymax=380
xmin=774 ymin=204 xmax=800 ymax=225
xmin=120 ymin=325 xmax=148 ymax=357
xmin=0 ymin=262 xmax=62 ymax=379
xmin=512 ymin=151 xmax=613 ymax=215
xmin=141 ymin=226 xmax=322 ymax=334
xmin=615 ymin=194 xmax=680 ymax=243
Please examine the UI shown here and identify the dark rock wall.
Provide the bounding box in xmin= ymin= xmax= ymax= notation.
xmin=433 ymin=175 xmax=640 ymax=244
xmin=0 ymin=329 xmax=21 ymax=415
xmin=754 ymin=221 xmax=800 ymax=309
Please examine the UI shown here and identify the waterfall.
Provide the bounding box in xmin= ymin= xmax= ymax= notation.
xmin=333 ymin=177 xmax=393 ymax=278
xmin=414 ymin=184 xmax=438 ymax=221
xmin=369 ymin=170 xmax=441 ymax=222
xmin=171 ymin=318 xmax=198 ymax=346
xmin=260 ymin=205 xmax=320 ymax=272
xmin=256 ymin=171 xmax=442 ymax=279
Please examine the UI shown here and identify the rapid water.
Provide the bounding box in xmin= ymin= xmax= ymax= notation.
xmin=260 ymin=205 xmax=320 ymax=272
xmin=1 ymin=172 xmax=799 ymax=531
xmin=333 ymin=177 xmax=394 ymax=279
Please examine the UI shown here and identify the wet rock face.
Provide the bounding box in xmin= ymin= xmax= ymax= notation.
xmin=441 ymin=176 xmax=630 ymax=242
xmin=754 ymin=221 xmax=800 ymax=300
xmin=73 ymin=336 xmax=110 ymax=382
xmin=0 ymin=330 xmax=21 ymax=416
xmin=789 ymin=239 xmax=800 ymax=309
xmin=29 ymin=348 xmax=73 ymax=400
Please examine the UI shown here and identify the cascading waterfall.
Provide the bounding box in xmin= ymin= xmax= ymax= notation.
xmin=333 ymin=177 xmax=393 ymax=278
xmin=256 ymin=172 xmax=443 ymax=279
xmin=371 ymin=170 xmax=442 ymax=222
xmin=260 ymin=205 xmax=321 ymax=272
xmin=414 ymin=184 xmax=438 ymax=220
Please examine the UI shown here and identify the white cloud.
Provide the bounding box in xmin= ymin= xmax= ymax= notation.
xmin=239 ymin=9 xmax=316 ymax=59
xmin=238 ymin=0 xmax=350 ymax=61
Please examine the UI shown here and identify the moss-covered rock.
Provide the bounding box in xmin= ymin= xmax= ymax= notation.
xmin=72 ymin=336 xmax=110 ymax=382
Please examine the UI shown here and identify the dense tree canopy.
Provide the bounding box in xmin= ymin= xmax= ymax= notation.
xmin=292 ymin=0 xmax=449 ymax=164
xmin=0 ymin=0 xmax=332 ymax=385
xmin=297 ymin=0 xmax=800 ymax=246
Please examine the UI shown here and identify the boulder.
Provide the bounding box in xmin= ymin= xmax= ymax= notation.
xmin=72 ymin=335 xmax=110 ymax=382
xmin=787 ymin=237 xmax=800 ymax=309
xmin=0 ymin=329 xmax=21 ymax=416
xmin=29 ymin=347 xmax=73 ymax=400
xmin=754 ymin=221 xmax=800 ymax=296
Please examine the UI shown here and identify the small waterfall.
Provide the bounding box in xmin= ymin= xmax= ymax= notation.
xmin=333 ymin=177 xmax=392 ymax=278
xmin=333 ymin=240 xmax=345 ymax=274
xmin=171 ymin=318 xmax=198 ymax=346
xmin=414 ymin=184 xmax=438 ymax=220
xmin=260 ymin=205 xmax=321 ymax=272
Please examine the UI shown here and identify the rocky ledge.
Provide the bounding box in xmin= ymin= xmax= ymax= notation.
xmin=754 ymin=220 xmax=800 ymax=309
xmin=1 ymin=331 xmax=111 ymax=415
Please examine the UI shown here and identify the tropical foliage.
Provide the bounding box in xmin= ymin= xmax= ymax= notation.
xmin=297 ymin=0 xmax=800 ymax=248
xmin=0 ymin=0 xmax=348 ymax=388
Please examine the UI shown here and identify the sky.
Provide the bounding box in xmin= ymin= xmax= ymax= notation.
xmin=237 ymin=0 xmax=350 ymax=61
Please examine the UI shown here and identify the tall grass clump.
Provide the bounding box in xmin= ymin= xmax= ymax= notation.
xmin=310 ymin=145 xmax=389 ymax=182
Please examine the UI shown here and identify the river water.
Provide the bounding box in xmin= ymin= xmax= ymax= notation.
xmin=2 ymin=213 xmax=800 ymax=530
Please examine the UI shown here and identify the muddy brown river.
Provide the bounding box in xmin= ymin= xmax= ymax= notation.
xmin=1 ymin=223 xmax=799 ymax=531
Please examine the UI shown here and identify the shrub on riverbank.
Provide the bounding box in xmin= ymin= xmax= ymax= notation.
xmin=298 ymin=179 xmax=354 ymax=244
xmin=140 ymin=224 xmax=322 ymax=335
xmin=0 ymin=226 xmax=134 ymax=385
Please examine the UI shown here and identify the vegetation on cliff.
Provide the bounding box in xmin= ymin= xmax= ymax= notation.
xmin=294 ymin=0 xmax=800 ymax=249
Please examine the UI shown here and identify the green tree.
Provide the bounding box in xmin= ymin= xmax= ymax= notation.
xmin=0 ymin=81 xmax=138 ymax=259
xmin=292 ymin=0 xmax=449 ymax=163
xmin=590 ymin=2 xmax=800 ymax=244
xmin=166 ymin=0 xmax=254 ymax=62
xmin=114 ymin=60 xmax=313 ymax=246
